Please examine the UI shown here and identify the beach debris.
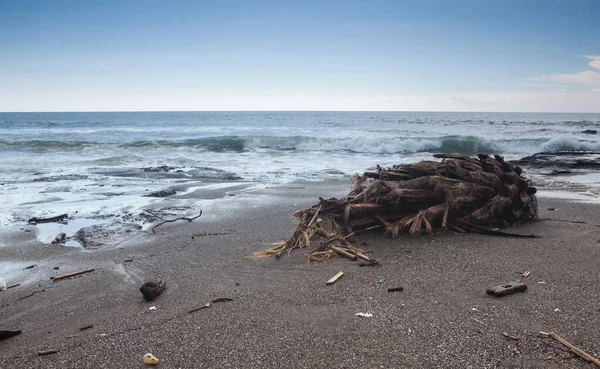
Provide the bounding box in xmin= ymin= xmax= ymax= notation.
xmin=149 ymin=306 xmax=157 ymax=310
xmin=38 ymin=349 xmax=58 ymax=356
xmin=28 ymin=214 xmax=68 ymax=224
xmin=187 ymin=298 xmax=233 ymax=314
xmin=502 ymin=332 xmax=519 ymax=341
xmin=51 ymin=232 xmax=66 ymax=244
xmin=51 ymin=268 xmax=95 ymax=281
xmin=486 ymin=282 xmax=527 ymax=297
xmin=79 ymin=325 xmax=94 ymax=331
xmin=387 ymin=286 xmax=404 ymax=292
xmin=144 ymin=188 xmax=177 ymax=197
xmin=212 ymin=297 xmax=233 ymax=303
xmin=539 ymin=331 xmax=600 ymax=367
xmin=0 ymin=279 xmax=6 ymax=291
xmin=143 ymin=353 xmax=160 ymax=365
xmin=143 ymin=209 xmax=202 ymax=233
xmin=582 ymin=129 xmax=598 ymax=134
xmin=521 ymin=271 xmax=532 ymax=278
xmin=188 ymin=303 xmax=211 ymax=313
xmin=140 ymin=280 xmax=166 ymax=301
xmin=554 ymin=308 xmax=561 ymax=313
xmin=376 ymin=279 xmax=384 ymax=284
xmin=355 ymin=312 xmax=373 ymax=318
xmin=259 ymin=154 xmax=538 ymax=263
xmin=16 ymin=289 xmax=45 ymax=301
xmin=470 ymin=317 xmax=485 ymax=325
xmin=0 ymin=330 xmax=21 ymax=341
xmin=326 ymin=271 xmax=344 ymax=285
xmin=23 ymin=265 xmax=37 ymax=270
xmin=191 ymin=231 xmax=228 ymax=239
xmin=6 ymin=283 xmax=20 ymax=289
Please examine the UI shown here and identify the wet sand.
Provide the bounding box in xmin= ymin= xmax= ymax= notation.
xmin=0 ymin=182 xmax=599 ymax=368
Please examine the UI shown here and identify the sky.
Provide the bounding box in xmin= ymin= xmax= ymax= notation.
xmin=0 ymin=0 xmax=599 ymax=112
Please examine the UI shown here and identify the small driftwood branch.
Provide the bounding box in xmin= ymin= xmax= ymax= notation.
xmin=330 ymin=246 xmax=357 ymax=261
xmin=387 ymin=286 xmax=404 ymax=292
xmin=51 ymin=268 xmax=95 ymax=281
xmin=28 ymin=214 xmax=68 ymax=224
xmin=540 ymin=331 xmax=600 ymax=367
xmin=38 ymin=349 xmax=58 ymax=356
xmin=502 ymin=332 xmax=519 ymax=341
xmin=144 ymin=210 xmax=203 ymax=233
xmin=326 ymin=271 xmax=344 ymax=285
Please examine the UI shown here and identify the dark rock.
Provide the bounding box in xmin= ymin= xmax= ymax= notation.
xmin=511 ymin=151 xmax=600 ymax=170
xmin=144 ymin=189 xmax=177 ymax=198
xmin=0 ymin=330 xmax=21 ymax=341
xmin=582 ymin=129 xmax=597 ymax=134
xmin=140 ymin=280 xmax=166 ymax=301
xmin=486 ymin=282 xmax=527 ymax=297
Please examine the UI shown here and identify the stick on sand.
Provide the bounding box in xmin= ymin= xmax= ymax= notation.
xmin=540 ymin=331 xmax=600 ymax=367
xmin=51 ymin=268 xmax=95 ymax=281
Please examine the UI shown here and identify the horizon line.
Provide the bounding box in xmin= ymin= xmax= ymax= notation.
xmin=1 ymin=109 xmax=599 ymax=114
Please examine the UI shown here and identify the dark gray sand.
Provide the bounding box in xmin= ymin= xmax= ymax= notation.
xmin=1 ymin=182 xmax=599 ymax=368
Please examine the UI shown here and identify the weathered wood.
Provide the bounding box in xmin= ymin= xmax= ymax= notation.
xmin=540 ymin=331 xmax=600 ymax=367
xmin=28 ymin=214 xmax=68 ymax=224
xmin=51 ymin=268 xmax=95 ymax=281
xmin=326 ymin=271 xmax=344 ymax=285
xmin=38 ymin=350 xmax=58 ymax=356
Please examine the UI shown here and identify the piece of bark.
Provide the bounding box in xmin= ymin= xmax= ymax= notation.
xmin=51 ymin=268 xmax=95 ymax=281
xmin=326 ymin=271 xmax=344 ymax=285
xmin=387 ymin=286 xmax=404 ymax=292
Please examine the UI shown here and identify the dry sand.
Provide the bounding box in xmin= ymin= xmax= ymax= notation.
xmin=0 ymin=182 xmax=599 ymax=368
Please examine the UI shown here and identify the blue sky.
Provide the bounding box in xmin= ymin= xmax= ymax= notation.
xmin=1 ymin=0 xmax=599 ymax=112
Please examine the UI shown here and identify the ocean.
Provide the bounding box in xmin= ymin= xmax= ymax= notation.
xmin=1 ymin=111 xmax=600 ymax=245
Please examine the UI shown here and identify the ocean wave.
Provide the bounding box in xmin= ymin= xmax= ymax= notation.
xmin=2 ymin=135 xmax=598 ymax=156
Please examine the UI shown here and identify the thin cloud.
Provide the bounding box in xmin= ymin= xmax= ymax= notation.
xmin=583 ymin=55 xmax=600 ymax=70
xmin=529 ymin=55 xmax=600 ymax=89
xmin=549 ymin=70 xmax=600 ymax=85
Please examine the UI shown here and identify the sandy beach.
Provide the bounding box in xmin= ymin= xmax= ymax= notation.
xmin=0 ymin=182 xmax=599 ymax=368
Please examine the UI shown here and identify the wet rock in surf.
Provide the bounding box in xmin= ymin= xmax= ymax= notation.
xmin=582 ymin=129 xmax=597 ymax=134
xmin=73 ymin=223 xmax=142 ymax=249
xmin=95 ymin=166 xmax=242 ymax=180
xmin=512 ymin=151 xmax=600 ymax=171
xmin=144 ymin=189 xmax=177 ymax=197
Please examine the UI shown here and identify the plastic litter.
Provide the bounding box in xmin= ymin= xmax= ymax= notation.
xmin=355 ymin=312 xmax=373 ymax=318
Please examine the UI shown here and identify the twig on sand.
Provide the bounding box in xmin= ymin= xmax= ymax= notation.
xmin=51 ymin=268 xmax=95 ymax=281
xmin=539 ymin=331 xmax=600 ymax=367
xmin=502 ymin=332 xmax=519 ymax=341
xmin=326 ymin=271 xmax=344 ymax=285
xmin=38 ymin=349 xmax=59 ymax=356
xmin=143 ymin=210 xmax=202 ymax=233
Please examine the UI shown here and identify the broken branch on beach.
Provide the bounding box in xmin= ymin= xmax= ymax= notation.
xmin=143 ymin=210 xmax=203 ymax=233
xmin=51 ymin=268 xmax=95 ymax=281
xmin=28 ymin=214 xmax=68 ymax=224
xmin=540 ymin=331 xmax=600 ymax=367
xmin=258 ymin=153 xmax=538 ymax=263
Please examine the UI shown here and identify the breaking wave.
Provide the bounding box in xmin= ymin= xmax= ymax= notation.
xmin=1 ymin=135 xmax=599 ymax=156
